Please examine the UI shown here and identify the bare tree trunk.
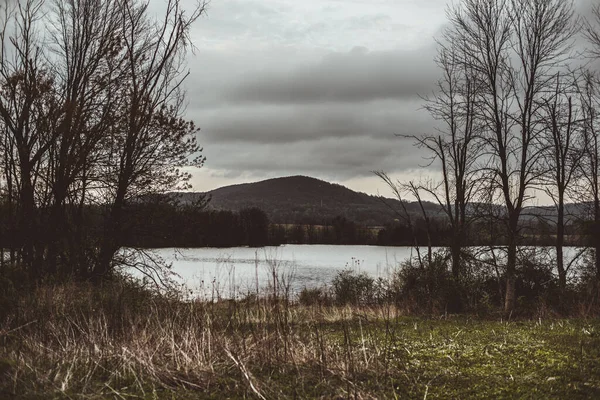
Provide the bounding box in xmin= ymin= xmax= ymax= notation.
xmin=450 ymin=231 xmax=464 ymax=280
xmin=595 ymin=199 xmax=600 ymax=279
xmin=557 ymin=198 xmax=566 ymax=292
xmin=540 ymin=74 xmax=578 ymax=301
xmin=18 ymin=166 xmax=37 ymax=279
xmin=411 ymin=182 xmax=433 ymax=265
xmin=95 ymin=186 xmax=126 ymax=282
xmin=504 ymin=216 xmax=518 ymax=314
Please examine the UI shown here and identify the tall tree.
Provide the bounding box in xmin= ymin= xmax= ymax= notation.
xmin=420 ymin=37 xmax=482 ymax=281
xmin=0 ymin=0 xmax=54 ymax=278
xmin=94 ymin=0 xmax=206 ymax=281
xmin=0 ymin=0 xmax=206 ymax=282
xmin=575 ymin=70 xmax=600 ymax=280
xmin=539 ymin=72 xmax=580 ymax=294
xmin=42 ymin=0 xmax=129 ymax=276
xmin=582 ymin=5 xmax=600 ymax=280
xmin=447 ymin=0 xmax=576 ymax=312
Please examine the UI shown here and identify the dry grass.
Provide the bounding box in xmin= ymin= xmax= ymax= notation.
xmin=1 ymin=279 xmax=600 ymax=399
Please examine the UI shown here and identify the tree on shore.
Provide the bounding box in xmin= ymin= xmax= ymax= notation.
xmin=581 ymin=6 xmax=600 ymax=281
xmin=386 ymin=0 xmax=580 ymax=313
xmin=445 ymin=0 xmax=576 ymax=313
xmin=539 ymin=72 xmax=581 ymax=295
xmin=419 ymin=34 xmax=482 ymax=282
xmin=0 ymin=0 xmax=206 ymax=282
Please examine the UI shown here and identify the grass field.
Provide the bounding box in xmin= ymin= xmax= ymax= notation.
xmin=1 ymin=281 xmax=599 ymax=399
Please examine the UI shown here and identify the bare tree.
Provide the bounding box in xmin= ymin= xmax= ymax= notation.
xmin=420 ymin=37 xmax=482 ymax=281
xmin=0 ymin=0 xmax=54 ymax=278
xmin=40 ymin=0 xmax=130 ymax=276
xmin=574 ymin=69 xmax=600 ymax=279
xmin=93 ymin=0 xmax=206 ymax=281
xmin=539 ymin=72 xmax=581 ymax=294
xmin=446 ymin=0 xmax=576 ymax=313
xmin=0 ymin=0 xmax=206 ymax=283
xmin=582 ymin=5 xmax=600 ymax=280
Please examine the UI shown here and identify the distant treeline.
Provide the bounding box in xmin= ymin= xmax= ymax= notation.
xmin=3 ymin=199 xmax=591 ymax=249
xmin=113 ymin=202 xmax=600 ymax=248
xmin=271 ymin=216 xmax=591 ymax=247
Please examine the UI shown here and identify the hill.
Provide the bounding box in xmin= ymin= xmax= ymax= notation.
xmin=176 ymin=175 xmax=442 ymax=226
xmin=173 ymin=175 xmax=593 ymax=227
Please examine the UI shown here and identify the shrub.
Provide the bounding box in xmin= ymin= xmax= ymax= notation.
xmin=0 ymin=265 xmax=28 ymax=321
xmin=0 ymin=275 xmax=18 ymax=321
xmin=514 ymin=248 xmax=558 ymax=311
xmin=298 ymin=286 xmax=331 ymax=306
xmin=332 ymin=269 xmax=376 ymax=306
xmin=392 ymin=251 xmax=459 ymax=313
xmin=571 ymin=250 xmax=600 ymax=315
xmin=390 ymin=249 xmax=504 ymax=314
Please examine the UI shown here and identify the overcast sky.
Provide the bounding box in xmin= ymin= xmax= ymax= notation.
xmin=179 ymin=0 xmax=596 ymax=198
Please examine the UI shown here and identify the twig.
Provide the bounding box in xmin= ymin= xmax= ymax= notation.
xmin=104 ymin=383 xmax=127 ymax=400
xmin=224 ymin=347 xmax=267 ymax=400
xmin=0 ymin=320 xmax=37 ymax=337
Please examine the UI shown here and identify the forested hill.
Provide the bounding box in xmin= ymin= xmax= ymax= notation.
xmin=176 ymin=175 xmax=443 ymax=226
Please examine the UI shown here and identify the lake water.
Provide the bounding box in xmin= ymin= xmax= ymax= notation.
xmin=144 ymin=245 xmax=416 ymax=299
xmin=131 ymin=245 xmax=585 ymax=300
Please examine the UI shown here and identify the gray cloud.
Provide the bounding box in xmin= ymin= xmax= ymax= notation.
xmin=181 ymin=13 xmax=443 ymax=189
xmin=181 ymin=0 xmax=521 ymax=192
xmin=182 ymin=0 xmax=600 ymax=195
xmin=200 ymin=135 xmax=428 ymax=181
xmin=184 ymin=41 xmax=438 ymax=180
xmin=195 ymin=99 xmax=432 ymax=145
xmin=223 ymin=46 xmax=438 ymax=104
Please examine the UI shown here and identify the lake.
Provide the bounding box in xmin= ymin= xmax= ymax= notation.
xmin=142 ymin=245 xmax=417 ymax=299
xmin=128 ymin=245 xmax=586 ymax=300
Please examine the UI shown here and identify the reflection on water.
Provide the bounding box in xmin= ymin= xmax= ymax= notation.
xmin=126 ymin=245 xmax=586 ymax=300
xmin=137 ymin=245 xmax=415 ymax=299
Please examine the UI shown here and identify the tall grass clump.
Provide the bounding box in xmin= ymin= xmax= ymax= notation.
xmin=2 ymin=267 xmax=397 ymax=398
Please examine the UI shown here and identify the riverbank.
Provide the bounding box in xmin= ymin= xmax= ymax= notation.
xmin=1 ymin=279 xmax=599 ymax=399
